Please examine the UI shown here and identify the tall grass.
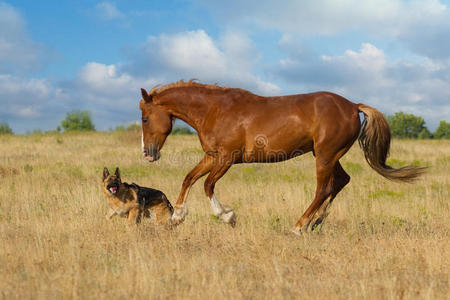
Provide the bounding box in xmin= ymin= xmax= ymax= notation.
xmin=0 ymin=132 xmax=448 ymax=299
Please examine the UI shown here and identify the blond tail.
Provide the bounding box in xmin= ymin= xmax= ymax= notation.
xmin=357 ymin=104 xmax=425 ymax=182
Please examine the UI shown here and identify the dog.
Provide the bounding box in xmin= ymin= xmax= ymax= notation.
xmin=102 ymin=167 xmax=173 ymax=225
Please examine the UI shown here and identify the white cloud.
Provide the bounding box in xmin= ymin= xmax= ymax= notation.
xmin=0 ymin=74 xmax=51 ymax=105
xmin=95 ymin=1 xmax=124 ymax=21
xmin=78 ymin=62 xmax=137 ymax=93
xmin=0 ymin=73 xmax=65 ymax=132
xmin=3 ymin=1 xmax=447 ymax=133
xmin=75 ymin=62 xmax=156 ymax=106
xmin=71 ymin=28 xmax=282 ymax=129
xmin=125 ymin=29 xmax=280 ymax=95
xmin=54 ymin=30 xmax=280 ymax=131
xmin=196 ymin=0 xmax=450 ymax=60
xmin=1 ymin=23 xmax=281 ymax=132
xmin=0 ymin=2 xmax=58 ymax=132
xmin=275 ymin=42 xmax=450 ymax=129
xmin=16 ymin=107 xmax=38 ymax=118
xmin=65 ymin=62 xmax=156 ymax=128
xmin=151 ymin=30 xmax=227 ymax=76
xmin=0 ymin=2 xmax=46 ymax=72
xmin=220 ymin=31 xmax=260 ymax=71
xmin=320 ymin=43 xmax=392 ymax=87
xmin=197 ymin=0 xmax=447 ymax=34
xmin=0 ymin=61 xmax=153 ymax=133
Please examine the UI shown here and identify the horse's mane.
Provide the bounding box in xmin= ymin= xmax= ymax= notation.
xmin=149 ymin=79 xmax=251 ymax=96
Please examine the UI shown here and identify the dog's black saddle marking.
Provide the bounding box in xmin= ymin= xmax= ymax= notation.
xmin=123 ymin=182 xmax=173 ymax=213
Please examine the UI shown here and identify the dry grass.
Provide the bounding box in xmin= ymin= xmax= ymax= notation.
xmin=0 ymin=131 xmax=448 ymax=299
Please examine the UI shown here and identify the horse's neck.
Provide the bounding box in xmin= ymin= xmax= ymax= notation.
xmin=159 ymin=89 xmax=212 ymax=132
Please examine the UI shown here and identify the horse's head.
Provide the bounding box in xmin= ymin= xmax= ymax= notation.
xmin=139 ymin=88 xmax=173 ymax=162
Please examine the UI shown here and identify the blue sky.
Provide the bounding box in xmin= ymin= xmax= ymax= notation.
xmin=1 ymin=0 xmax=449 ymax=133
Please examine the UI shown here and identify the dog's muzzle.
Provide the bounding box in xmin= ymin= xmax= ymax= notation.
xmin=107 ymin=183 xmax=119 ymax=194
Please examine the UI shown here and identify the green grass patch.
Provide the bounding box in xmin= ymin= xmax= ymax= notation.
xmin=180 ymin=148 xmax=204 ymax=155
xmin=65 ymin=166 xmax=84 ymax=180
xmin=369 ymin=189 xmax=403 ymax=199
xmin=387 ymin=158 xmax=424 ymax=168
xmin=344 ymin=162 xmax=364 ymax=174
xmin=391 ymin=216 xmax=407 ymax=227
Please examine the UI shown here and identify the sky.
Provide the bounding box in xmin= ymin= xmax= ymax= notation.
xmin=1 ymin=0 xmax=449 ymax=133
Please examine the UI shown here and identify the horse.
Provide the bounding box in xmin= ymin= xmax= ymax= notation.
xmin=139 ymin=80 xmax=424 ymax=235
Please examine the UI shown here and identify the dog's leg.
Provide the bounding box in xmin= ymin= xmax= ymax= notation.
xmin=105 ymin=208 xmax=117 ymax=220
xmin=128 ymin=207 xmax=140 ymax=226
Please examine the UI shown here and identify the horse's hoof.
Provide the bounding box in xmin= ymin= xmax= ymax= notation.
xmin=171 ymin=207 xmax=186 ymax=225
xmin=291 ymin=227 xmax=302 ymax=237
xmin=291 ymin=225 xmax=309 ymax=236
xmin=220 ymin=210 xmax=236 ymax=227
xmin=170 ymin=215 xmax=185 ymax=226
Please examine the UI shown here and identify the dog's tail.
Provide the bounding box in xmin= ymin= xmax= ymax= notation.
xmin=357 ymin=104 xmax=425 ymax=182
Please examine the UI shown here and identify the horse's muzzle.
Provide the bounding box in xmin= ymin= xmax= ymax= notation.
xmin=143 ymin=146 xmax=160 ymax=162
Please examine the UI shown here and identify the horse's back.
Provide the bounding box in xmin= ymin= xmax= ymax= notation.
xmin=200 ymin=90 xmax=361 ymax=163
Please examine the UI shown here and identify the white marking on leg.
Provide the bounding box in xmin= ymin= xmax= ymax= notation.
xmin=172 ymin=205 xmax=187 ymax=219
xmin=209 ymin=194 xmax=236 ymax=226
xmin=171 ymin=187 xmax=191 ymax=224
xmin=210 ymin=194 xmax=225 ymax=216
xmin=291 ymin=227 xmax=302 ymax=236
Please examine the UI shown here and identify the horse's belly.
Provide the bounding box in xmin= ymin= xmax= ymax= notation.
xmin=242 ymin=139 xmax=313 ymax=163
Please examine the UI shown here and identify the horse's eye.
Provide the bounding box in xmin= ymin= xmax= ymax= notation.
xmin=142 ymin=118 xmax=148 ymax=123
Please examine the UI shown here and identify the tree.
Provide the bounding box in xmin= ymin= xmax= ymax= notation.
xmin=418 ymin=128 xmax=432 ymax=139
xmin=171 ymin=126 xmax=195 ymax=135
xmin=434 ymin=120 xmax=450 ymax=139
xmin=0 ymin=121 xmax=13 ymax=134
xmin=387 ymin=112 xmax=428 ymax=139
xmin=60 ymin=110 xmax=95 ymax=131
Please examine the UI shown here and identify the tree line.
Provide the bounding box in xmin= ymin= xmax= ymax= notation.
xmin=0 ymin=109 xmax=448 ymax=138
xmin=387 ymin=112 xmax=449 ymax=139
xmin=0 ymin=110 xmax=194 ymax=135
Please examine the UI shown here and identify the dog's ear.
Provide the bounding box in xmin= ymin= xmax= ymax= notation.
xmin=103 ymin=167 xmax=110 ymax=180
xmin=114 ymin=167 xmax=120 ymax=179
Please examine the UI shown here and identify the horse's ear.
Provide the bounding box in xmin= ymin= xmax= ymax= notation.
xmin=103 ymin=167 xmax=110 ymax=180
xmin=141 ymin=88 xmax=152 ymax=103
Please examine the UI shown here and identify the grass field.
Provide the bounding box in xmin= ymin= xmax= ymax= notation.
xmin=0 ymin=130 xmax=448 ymax=299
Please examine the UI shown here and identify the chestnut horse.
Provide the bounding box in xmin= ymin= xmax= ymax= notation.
xmin=139 ymin=80 xmax=423 ymax=234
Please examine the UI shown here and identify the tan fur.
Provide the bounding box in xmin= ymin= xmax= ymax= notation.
xmin=102 ymin=168 xmax=172 ymax=226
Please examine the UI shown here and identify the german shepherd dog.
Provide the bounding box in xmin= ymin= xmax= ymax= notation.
xmin=102 ymin=167 xmax=173 ymax=225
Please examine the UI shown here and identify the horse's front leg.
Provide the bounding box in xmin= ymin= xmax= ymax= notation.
xmin=204 ymin=160 xmax=235 ymax=226
xmin=171 ymin=155 xmax=213 ymax=225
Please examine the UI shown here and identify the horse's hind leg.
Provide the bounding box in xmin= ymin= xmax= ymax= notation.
xmin=310 ymin=161 xmax=350 ymax=230
xmin=292 ymin=158 xmax=335 ymax=235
